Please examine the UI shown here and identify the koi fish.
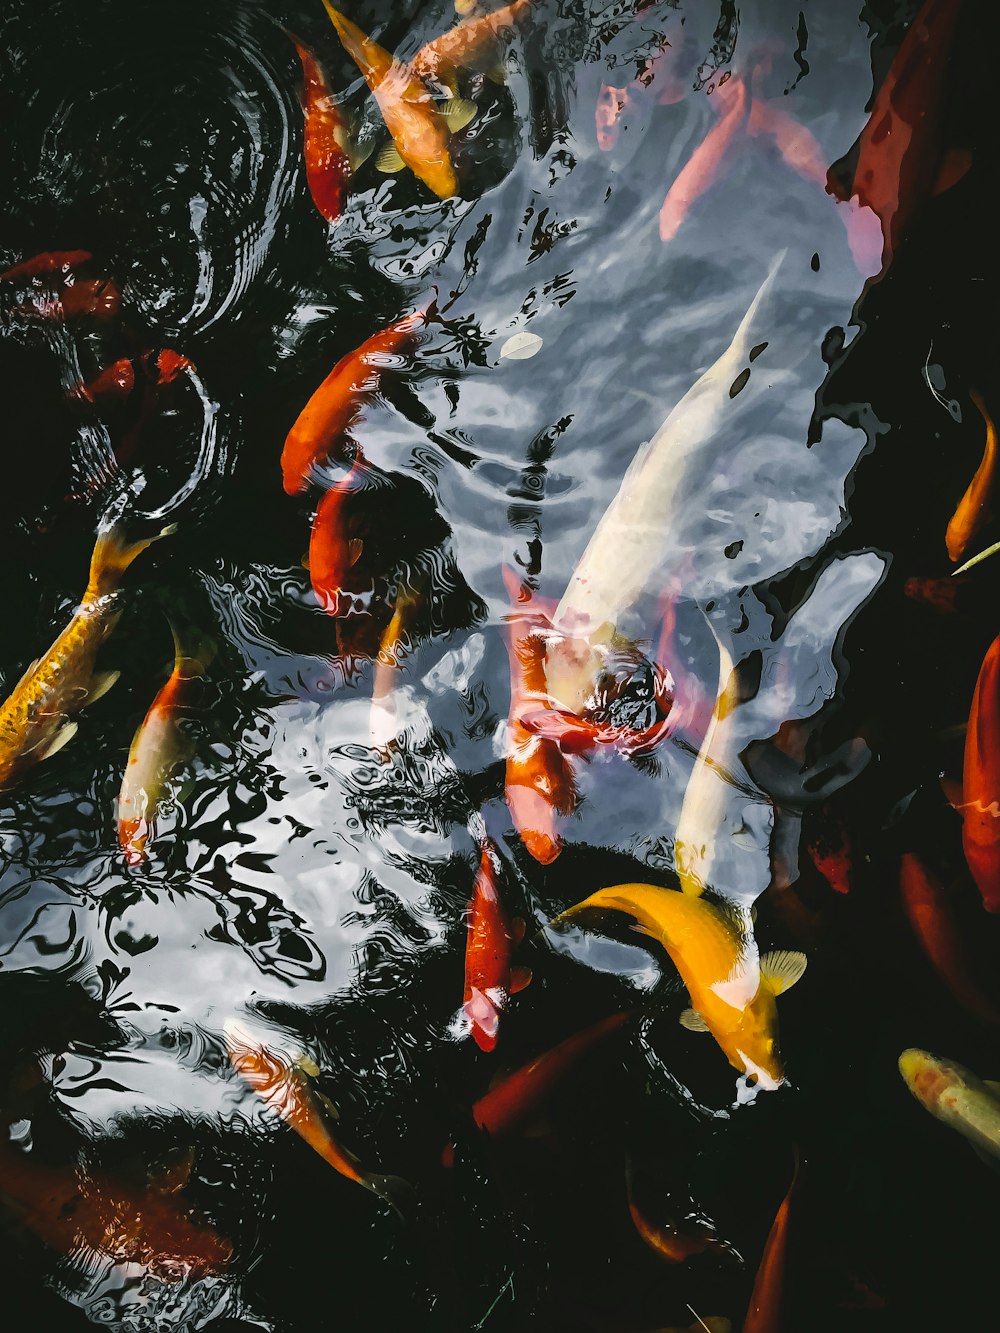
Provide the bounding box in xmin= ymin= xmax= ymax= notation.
xmin=0 ymin=1134 xmax=232 ymax=1274
xmin=307 ymin=460 xmax=375 ymax=615
xmin=903 ymin=574 xmax=971 ymax=614
xmin=899 ymin=1048 xmax=1000 ymax=1165
xmin=626 ymin=1159 xmax=740 ymax=1265
xmin=281 ymin=308 xmax=425 ymax=494
xmin=224 ymin=1020 xmax=410 ymax=1211
xmin=0 ymin=250 xmax=93 ymax=282
xmin=946 ymin=390 xmax=997 ymax=565
xmin=660 ymin=73 xmax=748 ymax=243
xmin=293 ymin=39 xmax=357 ymax=222
xmin=0 ymin=521 xmax=174 ymax=790
xmin=321 ymin=3 xmax=469 ymax=199
xmin=805 ymin=805 xmax=854 ymax=895
xmin=79 ymin=349 xmax=193 ymax=406
xmin=15 ymin=276 xmax=121 ymax=323
xmin=118 ymin=618 xmax=214 ymax=867
xmin=744 ymin=1151 xmax=800 ymax=1333
xmin=962 ymin=633 xmax=1000 ymax=911
xmin=552 ymin=885 xmax=806 ymax=1088
xmin=463 ymin=838 xmax=531 ymax=1051
xmin=653 ymin=1320 xmax=731 ymax=1333
xmin=899 ymin=852 xmax=1000 ymax=1026
xmin=412 ymin=0 xmax=533 ymax=86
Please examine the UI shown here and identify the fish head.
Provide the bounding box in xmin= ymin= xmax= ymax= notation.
xmin=728 ymin=986 xmax=784 ymax=1088
xmin=898 ymin=1047 xmax=956 ymax=1109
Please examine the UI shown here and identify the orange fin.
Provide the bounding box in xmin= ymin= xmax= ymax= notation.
xmin=510 ymin=965 xmax=532 ymax=994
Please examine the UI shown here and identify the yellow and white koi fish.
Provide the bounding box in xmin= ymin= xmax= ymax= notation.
xmin=0 ymin=522 xmax=174 ymax=790
xmin=899 ymin=1048 xmax=1000 ymax=1165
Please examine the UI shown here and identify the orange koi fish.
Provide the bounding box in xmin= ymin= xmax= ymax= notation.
xmin=626 ymin=1159 xmax=739 ymax=1265
xmin=463 ymin=838 xmax=531 ymax=1051
xmin=660 ymin=73 xmax=747 ymax=242
xmin=899 ymin=852 xmax=1000 ymax=1026
xmin=744 ymin=1151 xmax=800 ymax=1332
xmin=322 ymin=3 xmax=465 ymax=199
xmin=963 ymin=633 xmax=1000 ymax=911
xmin=0 ymin=1134 xmax=232 ymax=1274
xmin=412 ymin=0 xmax=532 ymax=85
xmin=552 ymin=885 xmax=806 ymax=1089
xmin=0 ymin=250 xmax=93 ymax=282
xmin=80 ymin=349 xmax=193 ymax=405
xmin=827 ymin=0 xmax=967 ymax=271
xmin=281 ymin=308 xmax=424 ymax=494
xmin=224 ymin=1021 xmax=410 ymax=1211
xmin=946 ymin=390 xmax=997 ymax=565
xmin=118 ymin=619 xmax=214 ymax=867
xmin=307 ymin=460 xmax=375 ymax=615
xmin=293 ymin=40 xmax=357 ymax=222
xmin=0 ymin=521 xmax=174 ymax=790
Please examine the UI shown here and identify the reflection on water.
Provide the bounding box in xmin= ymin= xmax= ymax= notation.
xmin=3 ymin=0 xmax=1000 ymax=1328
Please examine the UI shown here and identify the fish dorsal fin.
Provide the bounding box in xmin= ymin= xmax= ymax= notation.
xmin=760 ymin=950 xmax=807 ymax=996
xmin=440 ymin=97 xmax=477 ymax=131
xmin=680 ymin=1008 xmax=710 ymax=1033
xmin=375 ymin=141 xmax=406 ymax=173
xmin=40 ymin=720 xmax=78 ymax=760
xmin=86 ymin=669 xmax=120 ymax=704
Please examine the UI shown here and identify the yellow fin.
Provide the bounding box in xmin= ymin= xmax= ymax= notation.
xmin=40 ymin=720 xmax=78 ymax=760
xmin=313 ymin=1086 xmax=341 ymax=1122
xmin=983 ymin=1079 xmax=1000 ymax=1099
xmin=375 ymin=141 xmax=406 ymax=173
xmin=679 ymin=1008 xmax=710 ymax=1033
xmin=86 ymin=669 xmax=120 ymax=704
xmin=440 ymin=97 xmax=477 ymax=131
xmin=486 ymin=65 xmax=507 ymax=85
xmin=760 ymin=949 xmax=807 ymax=996
xmin=9 ymin=658 xmax=40 ymax=693
xmin=295 ymin=1054 xmax=321 ymax=1078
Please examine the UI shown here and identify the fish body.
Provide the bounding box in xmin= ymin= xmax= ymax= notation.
xmin=660 ymin=73 xmax=748 ymax=243
xmin=463 ymin=839 xmax=529 ymax=1051
xmin=962 ymin=633 xmax=1000 ymax=910
xmin=0 ymin=523 xmax=173 ymax=790
xmin=322 ymin=3 xmax=458 ymax=198
xmin=413 ymin=0 xmax=532 ymax=84
xmin=294 ymin=40 xmax=355 ymax=222
xmin=118 ymin=621 xmax=213 ymax=866
xmin=554 ymin=884 xmax=805 ymax=1087
xmin=307 ymin=461 xmax=374 ymax=615
xmin=899 ymin=1047 xmax=1000 ymax=1163
xmin=281 ymin=309 xmax=423 ymax=494
xmin=0 ymin=250 xmax=93 ymax=282
xmin=626 ymin=1163 xmax=736 ymax=1264
xmin=946 ymin=390 xmax=997 ymax=564
xmin=744 ymin=1152 xmax=799 ymax=1332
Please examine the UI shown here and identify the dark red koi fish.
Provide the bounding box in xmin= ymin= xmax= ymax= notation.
xmin=17 ymin=276 xmax=121 ymax=323
xmin=962 ymin=633 xmax=1000 ymax=911
xmin=899 ymin=852 xmax=1000 ymax=1025
xmin=904 ymin=574 xmax=971 ymax=615
xmin=80 ymin=349 xmax=194 ymax=405
xmin=0 ymin=250 xmax=93 ymax=282
xmin=294 ymin=40 xmax=355 ymax=222
xmin=463 ymin=838 xmax=531 ymax=1052
xmin=805 ymin=805 xmax=854 ymax=895
xmin=744 ymin=1150 xmax=800 ymax=1333
xmin=281 ymin=308 xmax=426 ymax=494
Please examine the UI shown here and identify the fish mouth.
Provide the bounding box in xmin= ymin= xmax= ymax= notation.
xmin=899 ymin=1047 xmax=950 ymax=1104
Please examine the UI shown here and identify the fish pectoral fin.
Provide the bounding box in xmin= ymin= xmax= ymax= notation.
xmin=486 ymin=65 xmax=507 ymax=86
xmin=511 ymin=915 xmax=527 ymax=945
xmin=294 ymin=1053 xmax=321 ymax=1078
xmin=313 ymin=1086 xmax=341 ymax=1122
xmin=983 ymin=1079 xmax=1000 ymax=1100
xmin=510 ymin=965 xmax=532 ymax=994
xmin=679 ymin=1008 xmax=710 ymax=1033
xmin=440 ymin=97 xmax=478 ymax=131
xmin=39 ymin=720 xmax=78 ymax=760
xmin=86 ymin=669 xmax=121 ymax=704
xmin=629 ymin=921 xmax=657 ymax=940
xmin=760 ymin=949 xmax=808 ymax=996
xmin=348 ymin=537 xmax=364 ymax=568
xmin=301 ymin=550 xmax=310 ymax=571
xmin=375 ymin=141 xmax=407 ymax=173
xmin=969 ymin=1141 xmax=1000 ymax=1173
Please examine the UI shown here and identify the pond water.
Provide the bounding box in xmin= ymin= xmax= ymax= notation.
xmin=2 ymin=1 xmax=1000 ymax=1329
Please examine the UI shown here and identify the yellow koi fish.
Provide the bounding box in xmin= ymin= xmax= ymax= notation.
xmin=552 ymin=884 xmax=805 ymax=1088
xmin=0 ymin=522 xmax=174 ymax=790
xmin=322 ymin=3 xmax=473 ymax=199
xmin=899 ymin=1047 xmax=1000 ymax=1165
xmin=118 ymin=618 xmax=214 ymax=866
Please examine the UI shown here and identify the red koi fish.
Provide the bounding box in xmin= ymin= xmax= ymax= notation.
xmin=963 ymin=633 xmax=1000 ymax=911
xmin=946 ymin=390 xmax=997 ymax=565
xmin=827 ymin=0 xmax=968 ymax=271
xmin=899 ymin=852 xmax=1000 ymax=1025
xmin=224 ymin=1021 xmax=410 ymax=1212
xmin=294 ymin=40 xmax=356 ymax=222
xmin=15 ymin=275 xmax=121 ymax=323
xmin=805 ymin=805 xmax=853 ymax=895
xmin=281 ymin=308 xmax=425 ymax=494
xmin=463 ymin=838 xmax=531 ymax=1051
xmin=744 ymin=1151 xmax=800 ymax=1333
xmin=307 ymin=460 xmax=374 ymax=616
xmin=660 ymin=73 xmax=748 ymax=242
xmin=903 ymin=574 xmax=971 ymax=615
xmin=80 ymin=349 xmax=193 ymax=406
xmin=0 ymin=250 xmax=93 ymax=282
xmin=0 ymin=1134 xmax=232 ymax=1275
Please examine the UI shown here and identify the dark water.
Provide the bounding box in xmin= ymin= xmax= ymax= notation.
xmin=2 ymin=0 xmax=1000 ymax=1328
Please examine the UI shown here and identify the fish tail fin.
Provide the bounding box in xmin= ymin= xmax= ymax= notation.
xmin=165 ymin=613 xmax=217 ymax=680
xmin=362 ymin=1170 xmax=415 ymax=1218
xmin=87 ymin=521 xmax=177 ymax=599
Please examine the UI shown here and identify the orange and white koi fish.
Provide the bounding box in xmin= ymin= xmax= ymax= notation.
xmin=946 ymin=390 xmax=997 ymax=565
xmin=224 ymin=1020 xmax=410 ymax=1211
xmin=293 ymin=39 xmax=357 ymax=222
xmin=412 ymin=0 xmax=532 ymax=86
xmin=552 ymin=885 xmax=805 ymax=1089
xmin=899 ymin=1048 xmax=1000 ymax=1164
xmin=962 ymin=632 xmax=1000 ymax=911
xmin=0 ymin=521 xmax=174 ymax=790
xmin=0 ymin=1132 xmax=232 ymax=1274
xmin=899 ymin=852 xmax=1000 ymax=1026
xmin=281 ymin=307 xmax=425 ymax=493
xmin=322 ymin=3 xmax=470 ymax=199
xmin=118 ymin=619 xmax=214 ymax=867
xmin=0 ymin=250 xmax=93 ymax=282
xmin=744 ymin=1151 xmax=800 ymax=1332
xmin=463 ymin=838 xmax=531 ymax=1051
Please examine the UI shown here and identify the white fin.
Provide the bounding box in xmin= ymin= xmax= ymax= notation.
xmin=440 ymin=97 xmax=477 ymax=131
xmin=375 ymin=141 xmax=406 ymax=173
xmin=760 ymin=950 xmax=807 ymax=996
xmin=680 ymin=1008 xmax=710 ymax=1033
xmin=40 ymin=721 xmax=78 ymax=760
xmin=86 ymin=669 xmax=120 ymax=704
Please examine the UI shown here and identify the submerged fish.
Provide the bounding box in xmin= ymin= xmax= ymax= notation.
xmin=322 ymin=3 xmax=468 ymax=199
xmin=118 ymin=618 xmax=214 ymax=866
xmin=307 ymin=459 xmax=377 ymax=616
xmin=293 ymin=39 xmax=358 ymax=222
xmin=281 ymin=308 xmax=425 ymax=494
xmin=0 ymin=521 xmax=174 ymax=790
xmin=744 ymin=1151 xmax=800 ymax=1332
xmin=412 ymin=0 xmax=532 ymax=86
xmin=0 ymin=249 xmax=93 ymax=281
xmin=962 ymin=633 xmax=1000 ymax=911
xmin=660 ymin=73 xmax=748 ymax=243
xmin=626 ymin=1158 xmax=740 ymax=1265
xmin=552 ymin=885 xmax=806 ymax=1088
xmin=899 ymin=1048 xmax=1000 ymax=1165
xmin=946 ymin=390 xmax=997 ymax=565
xmin=224 ymin=1020 xmax=410 ymax=1211
xmin=463 ymin=838 xmax=531 ymax=1051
